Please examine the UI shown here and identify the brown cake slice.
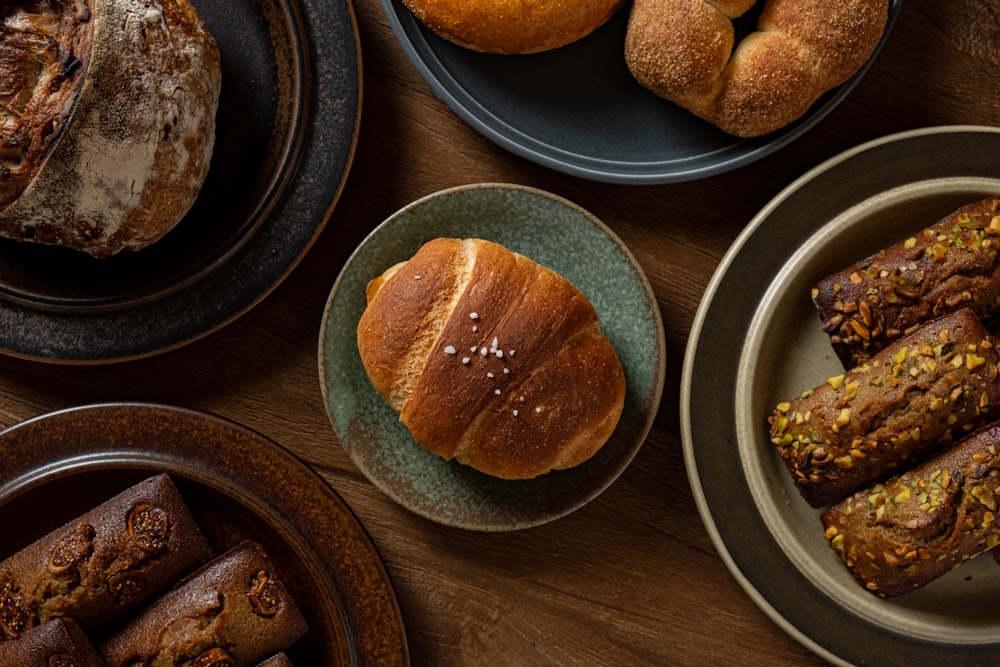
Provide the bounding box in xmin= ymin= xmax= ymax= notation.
xmin=0 ymin=473 xmax=212 ymax=640
xmin=822 ymin=420 xmax=1000 ymax=597
xmin=99 ymin=541 xmax=308 ymax=667
xmin=769 ymin=308 xmax=1000 ymax=507
xmin=813 ymin=196 xmax=1000 ymax=367
xmin=0 ymin=617 xmax=104 ymax=666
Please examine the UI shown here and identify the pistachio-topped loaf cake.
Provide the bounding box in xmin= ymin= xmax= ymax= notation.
xmin=769 ymin=308 xmax=1000 ymax=507
xmin=822 ymin=420 xmax=1000 ymax=597
xmin=813 ymin=196 xmax=1000 ymax=367
xmin=0 ymin=474 xmax=212 ymax=639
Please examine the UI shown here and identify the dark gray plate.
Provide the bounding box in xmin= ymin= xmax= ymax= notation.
xmin=381 ymin=0 xmax=902 ymax=184
xmin=682 ymin=126 xmax=1000 ymax=666
xmin=0 ymin=0 xmax=361 ymax=363
xmin=0 ymin=402 xmax=409 ymax=665
xmin=319 ymin=183 xmax=665 ymax=531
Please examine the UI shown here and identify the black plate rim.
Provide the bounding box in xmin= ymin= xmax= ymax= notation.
xmin=0 ymin=0 xmax=362 ymax=364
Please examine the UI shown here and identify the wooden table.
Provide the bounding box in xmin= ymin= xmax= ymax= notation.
xmin=2 ymin=0 xmax=999 ymax=664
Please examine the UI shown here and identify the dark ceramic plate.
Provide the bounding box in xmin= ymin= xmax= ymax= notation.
xmin=682 ymin=126 xmax=1000 ymax=665
xmin=0 ymin=0 xmax=361 ymax=363
xmin=381 ymin=0 xmax=902 ymax=184
xmin=319 ymin=183 xmax=665 ymax=531
xmin=0 ymin=403 xmax=409 ymax=666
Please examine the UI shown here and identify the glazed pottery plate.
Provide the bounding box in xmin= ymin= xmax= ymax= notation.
xmin=380 ymin=0 xmax=902 ymax=184
xmin=0 ymin=0 xmax=360 ymax=363
xmin=0 ymin=403 xmax=409 ymax=666
xmin=681 ymin=126 xmax=1000 ymax=666
xmin=319 ymin=183 xmax=665 ymax=531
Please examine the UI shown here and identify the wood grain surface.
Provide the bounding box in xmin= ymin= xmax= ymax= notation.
xmin=2 ymin=0 xmax=1000 ymax=664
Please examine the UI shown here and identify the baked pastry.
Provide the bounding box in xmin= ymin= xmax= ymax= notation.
xmin=99 ymin=541 xmax=308 ymax=667
xmin=624 ymin=0 xmax=889 ymax=137
xmin=0 ymin=0 xmax=221 ymax=257
xmin=0 ymin=473 xmax=212 ymax=639
xmin=402 ymin=0 xmax=627 ymax=54
xmin=814 ymin=196 xmax=1000 ymax=368
xmin=257 ymin=653 xmax=294 ymax=667
xmin=0 ymin=618 xmax=104 ymax=666
xmin=769 ymin=308 xmax=1000 ymax=507
xmin=822 ymin=420 xmax=1000 ymax=597
xmin=356 ymin=237 xmax=627 ymax=480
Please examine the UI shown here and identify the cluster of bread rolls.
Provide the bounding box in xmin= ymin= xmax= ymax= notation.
xmin=0 ymin=0 xmax=220 ymax=258
xmin=357 ymin=237 xmax=626 ymax=480
xmin=399 ymin=0 xmax=890 ymax=137
xmin=768 ymin=196 xmax=1000 ymax=597
xmin=0 ymin=475 xmax=306 ymax=666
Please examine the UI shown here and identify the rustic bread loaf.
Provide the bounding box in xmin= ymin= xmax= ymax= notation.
xmin=0 ymin=0 xmax=220 ymax=257
xmin=0 ymin=473 xmax=212 ymax=640
xmin=0 ymin=617 xmax=104 ymax=667
xmin=624 ymin=0 xmax=888 ymax=137
xmin=822 ymin=420 xmax=1000 ymax=597
xmin=402 ymin=0 xmax=627 ymax=54
xmin=814 ymin=196 xmax=1000 ymax=367
xmin=357 ymin=237 xmax=627 ymax=480
xmin=99 ymin=541 xmax=308 ymax=667
xmin=769 ymin=308 xmax=1000 ymax=507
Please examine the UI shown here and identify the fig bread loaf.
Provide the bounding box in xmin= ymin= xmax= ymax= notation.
xmin=99 ymin=541 xmax=308 ymax=667
xmin=357 ymin=237 xmax=627 ymax=480
xmin=814 ymin=196 xmax=1000 ymax=367
xmin=822 ymin=420 xmax=1000 ymax=597
xmin=0 ymin=617 xmax=105 ymax=666
xmin=769 ymin=308 xmax=1000 ymax=507
xmin=0 ymin=473 xmax=212 ymax=640
xmin=0 ymin=0 xmax=221 ymax=257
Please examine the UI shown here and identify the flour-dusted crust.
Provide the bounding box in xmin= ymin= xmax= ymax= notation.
xmin=0 ymin=0 xmax=221 ymax=258
xmin=402 ymin=0 xmax=628 ymax=54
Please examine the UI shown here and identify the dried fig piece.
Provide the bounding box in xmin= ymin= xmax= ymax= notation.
xmin=246 ymin=569 xmax=280 ymax=618
xmin=48 ymin=523 xmax=95 ymax=574
xmin=127 ymin=503 xmax=170 ymax=553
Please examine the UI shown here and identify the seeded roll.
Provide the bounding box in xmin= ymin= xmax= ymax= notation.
xmin=813 ymin=196 xmax=1000 ymax=367
xmin=822 ymin=420 xmax=1000 ymax=597
xmin=770 ymin=308 xmax=1000 ymax=507
xmin=99 ymin=541 xmax=307 ymax=667
xmin=0 ymin=618 xmax=104 ymax=666
xmin=0 ymin=474 xmax=212 ymax=640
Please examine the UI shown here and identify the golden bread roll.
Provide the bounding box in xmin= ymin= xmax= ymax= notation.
xmin=357 ymin=237 xmax=626 ymax=480
xmin=624 ymin=0 xmax=888 ymax=137
xmin=0 ymin=0 xmax=221 ymax=258
xmin=402 ymin=0 xmax=628 ymax=54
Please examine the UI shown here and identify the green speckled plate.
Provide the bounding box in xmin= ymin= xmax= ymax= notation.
xmin=318 ymin=183 xmax=664 ymax=531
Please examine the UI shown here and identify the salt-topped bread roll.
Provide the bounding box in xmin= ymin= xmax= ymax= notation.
xmin=0 ymin=0 xmax=221 ymax=257
xmin=357 ymin=237 xmax=627 ymax=480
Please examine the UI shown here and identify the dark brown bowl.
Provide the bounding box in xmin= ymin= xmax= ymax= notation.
xmin=0 ymin=402 xmax=409 ymax=666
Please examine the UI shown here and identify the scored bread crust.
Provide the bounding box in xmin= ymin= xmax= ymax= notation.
xmin=0 ymin=0 xmax=221 ymax=258
xmin=357 ymin=237 xmax=627 ymax=480
xmin=624 ymin=0 xmax=888 ymax=137
xmin=402 ymin=0 xmax=628 ymax=54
